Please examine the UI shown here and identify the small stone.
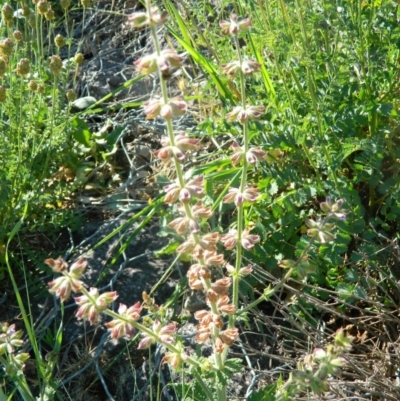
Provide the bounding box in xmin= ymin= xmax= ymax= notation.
xmin=71 ymin=96 xmax=97 ymax=111
xmin=137 ymin=145 xmax=151 ymax=160
xmin=184 ymin=291 xmax=207 ymax=312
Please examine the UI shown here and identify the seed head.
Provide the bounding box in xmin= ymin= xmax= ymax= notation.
xmin=246 ymin=147 xmax=266 ymax=164
xmin=60 ymin=0 xmax=71 ymax=10
xmin=211 ymin=277 xmax=231 ymax=295
xmin=74 ymin=52 xmax=84 ymax=65
xmin=157 ymin=49 xmax=183 ymax=75
xmin=220 ymin=13 xmax=251 ymax=36
xmin=320 ymin=197 xmax=348 ymax=220
xmin=191 ymin=201 xmax=213 ymax=219
xmin=36 ymin=83 xmax=45 ymax=94
xmin=223 ymin=186 xmax=259 ymax=206
xmin=218 ymin=328 xmax=239 ymax=346
xmin=16 ymin=58 xmax=30 ymax=76
xmin=143 ymin=98 xmax=162 ymax=120
xmin=105 ymin=302 xmax=142 ymax=339
xmin=305 ymin=218 xmax=336 ymax=243
xmin=204 ymin=251 xmax=225 ymax=266
xmin=37 ymin=0 xmax=50 ymax=15
xmin=220 ymin=227 xmax=259 ymax=251
xmin=2 ymin=3 xmax=14 ymax=24
xmin=81 ymin=0 xmax=91 ymax=7
xmin=220 ymin=229 xmax=238 ymax=250
xmin=154 ymin=145 xmax=186 ymax=164
xmin=13 ymin=30 xmax=23 ymax=42
xmin=28 ymin=80 xmax=38 ymax=91
xmin=75 ymin=288 xmax=118 ymax=325
xmin=226 ymin=264 xmax=253 ymax=277
xmin=134 ymin=49 xmax=183 ymax=76
xmin=160 ymin=97 xmax=187 ymax=120
xmin=217 ymin=295 xmax=236 ymax=314
xmin=241 ymin=227 xmax=260 ymax=250
xmin=49 ymin=55 xmax=63 ymax=77
xmin=66 ymin=89 xmax=77 ymax=102
xmin=196 ymin=324 xmax=211 ymax=343
xmin=44 ymin=8 xmax=55 ymax=21
xmin=0 ymin=39 xmax=14 ymax=57
xmin=168 ymin=217 xmax=200 ymax=235
xmin=21 ymin=6 xmax=31 ymax=16
xmin=69 ymin=258 xmax=88 ymax=279
xmin=160 ymin=131 xmax=200 ymax=155
xmin=127 ymin=6 xmax=167 ymax=29
xmin=44 ymin=256 xmax=68 ymax=272
xmin=138 ymin=320 xmax=177 ymax=349
xmin=227 ymin=105 xmax=265 ymax=124
xmin=222 ymin=59 xmax=261 ymax=78
xmin=163 ymin=352 xmax=183 ymax=370
xmin=54 ymin=34 xmax=65 ymax=48
xmin=48 ymin=276 xmax=75 ymax=301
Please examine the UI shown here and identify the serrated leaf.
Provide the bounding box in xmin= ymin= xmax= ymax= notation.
xmin=224 ymin=358 xmax=243 ymax=373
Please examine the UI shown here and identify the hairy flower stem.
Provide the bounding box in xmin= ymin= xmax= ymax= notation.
xmin=146 ymin=0 xmax=224 ymax=373
xmin=200 ymin=276 xmax=224 ymax=370
xmin=229 ymin=35 xmax=250 ymax=327
xmin=75 ymin=284 xmax=205 ymax=369
xmin=147 ymin=3 xmax=195 ymax=222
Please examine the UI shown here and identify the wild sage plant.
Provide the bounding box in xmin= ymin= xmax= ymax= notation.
xmin=40 ymin=3 xmax=353 ymax=401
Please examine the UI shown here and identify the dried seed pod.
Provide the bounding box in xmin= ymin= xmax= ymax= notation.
xmin=28 ymin=80 xmax=38 ymax=91
xmin=0 ymin=39 xmax=14 ymax=57
xmin=13 ymin=30 xmax=23 ymax=42
xmin=49 ymin=55 xmax=62 ymax=77
xmin=2 ymin=3 xmax=14 ymax=24
xmin=16 ymin=58 xmax=30 ymax=76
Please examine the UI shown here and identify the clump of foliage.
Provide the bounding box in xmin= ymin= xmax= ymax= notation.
xmin=3 ymin=0 xmax=400 ymax=400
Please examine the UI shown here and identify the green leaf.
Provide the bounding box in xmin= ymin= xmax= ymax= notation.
xmin=224 ymin=358 xmax=243 ymax=374
xmin=70 ymin=117 xmax=93 ymax=147
xmin=154 ymin=240 xmax=179 ymax=257
xmin=248 ymin=34 xmax=276 ymax=101
xmin=186 ymin=159 xmax=236 ymax=178
xmin=165 ymin=25 xmax=233 ymax=103
xmin=247 ymin=383 xmax=277 ymax=401
xmin=106 ymin=126 xmax=124 ymax=146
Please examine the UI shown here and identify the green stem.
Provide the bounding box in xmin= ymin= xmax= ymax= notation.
xmin=38 ymin=78 xmax=57 ymax=183
xmin=239 ymin=215 xmax=330 ymax=314
xmin=262 ymin=0 xmax=323 ymax=187
xmin=146 ymin=0 xmax=224 ymax=375
xmin=230 ymin=35 xmax=250 ymax=325
xmin=76 ymin=284 xmax=203 ymax=369
xmin=294 ymin=0 xmax=342 ymax=197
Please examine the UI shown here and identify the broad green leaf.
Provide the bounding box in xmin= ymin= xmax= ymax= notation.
xmin=70 ymin=117 xmax=92 ymax=147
